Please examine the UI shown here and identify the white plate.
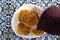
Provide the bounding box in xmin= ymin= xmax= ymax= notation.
xmin=11 ymin=4 xmax=46 ymax=39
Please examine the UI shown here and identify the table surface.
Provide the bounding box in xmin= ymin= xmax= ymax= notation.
xmin=0 ymin=0 xmax=60 ymax=40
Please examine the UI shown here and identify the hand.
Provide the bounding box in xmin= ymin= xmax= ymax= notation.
xmin=30 ymin=6 xmax=44 ymax=18
xmin=30 ymin=6 xmax=44 ymax=30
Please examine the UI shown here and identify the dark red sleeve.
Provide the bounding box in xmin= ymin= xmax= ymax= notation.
xmin=37 ymin=6 xmax=60 ymax=35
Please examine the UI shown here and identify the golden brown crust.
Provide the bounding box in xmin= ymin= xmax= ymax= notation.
xmin=22 ymin=13 xmax=39 ymax=27
xmin=17 ymin=23 xmax=31 ymax=35
xmin=18 ymin=10 xmax=30 ymax=22
xmin=32 ymin=29 xmax=44 ymax=36
xmin=17 ymin=9 xmax=42 ymax=36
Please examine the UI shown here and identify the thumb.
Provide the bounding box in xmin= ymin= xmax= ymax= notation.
xmin=31 ymin=25 xmax=37 ymax=30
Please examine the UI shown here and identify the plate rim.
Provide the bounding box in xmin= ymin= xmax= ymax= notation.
xmin=11 ymin=4 xmax=46 ymax=38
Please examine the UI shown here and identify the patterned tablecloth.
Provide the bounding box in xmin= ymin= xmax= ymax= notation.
xmin=0 ymin=0 xmax=60 ymax=40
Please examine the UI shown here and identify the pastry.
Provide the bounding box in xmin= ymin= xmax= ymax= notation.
xmin=32 ymin=29 xmax=44 ymax=36
xmin=17 ymin=23 xmax=31 ymax=35
xmin=22 ymin=13 xmax=39 ymax=27
xmin=18 ymin=10 xmax=30 ymax=22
